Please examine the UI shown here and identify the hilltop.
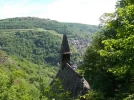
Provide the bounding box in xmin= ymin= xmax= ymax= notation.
xmin=0 ymin=17 xmax=99 ymax=35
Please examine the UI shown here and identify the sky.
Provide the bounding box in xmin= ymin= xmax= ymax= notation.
xmin=0 ymin=0 xmax=117 ymax=25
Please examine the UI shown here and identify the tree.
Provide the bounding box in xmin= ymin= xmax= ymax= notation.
xmin=80 ymin=0 xmax=134 ymax=99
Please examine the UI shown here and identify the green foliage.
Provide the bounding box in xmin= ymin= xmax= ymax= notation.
xmin=116 ymin=0 xmax=134 ymax=8
xmin=0 ymin=50 xmax=57 ymax=100
xmin=0 ymin=30 xmax=61 ymax=65
xmin=45 ymin=79 xmax=71 ymax=100
xmin=123 ymin=94 xmax=134 ymax=100
xmin=81 ymin=91 xmax=104 ymax=100
xmin=0 ymin=14 xmax=100 ymax=100
xmin=0 ymin=17 xmax=100 ymax=65
xmin=80 ymin=0 xmax=134 ymax=99
xmin=0 ymin=17 xmax=100 ymax=36
xmin=0 ymin=21 xmax=100 ymax=66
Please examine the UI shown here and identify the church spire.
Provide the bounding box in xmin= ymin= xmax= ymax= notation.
xmin=61 ymin=34 xmax=71 ymax=69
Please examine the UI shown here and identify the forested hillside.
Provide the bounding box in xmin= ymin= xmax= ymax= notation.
xmin=0 ymin=17 xmax=100 ymax=99
xmin=0 ymin=50 xmax=58 ymax=99
xmin=0 ymin=29 xmax=61 ymax=65
xmin=0 ymin=17 xmax=99 ymax=35
xmin=0 ymin=17 xmax=100 ymax=65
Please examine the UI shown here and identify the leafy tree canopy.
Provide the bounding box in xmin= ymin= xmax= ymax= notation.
xmin=80 ymin=0 xmax=134 ymax=99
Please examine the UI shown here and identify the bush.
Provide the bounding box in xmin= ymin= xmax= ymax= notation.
xmin=80 ymin=91 xmax=104 ymax=100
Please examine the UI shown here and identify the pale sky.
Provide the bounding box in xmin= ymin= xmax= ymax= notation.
xmin=0 ymin=0 xmax=117 ymax=25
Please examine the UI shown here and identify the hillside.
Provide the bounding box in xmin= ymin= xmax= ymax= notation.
xmin=0 ymin=17 xmax=99 ymax=35
xmin=0 ymin=17 xmax=100 ymax=65
xmin=0 ymin=49 xmax=58 ymax=99
xmin=0 ymin=17 xmax=100 ymax=99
